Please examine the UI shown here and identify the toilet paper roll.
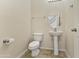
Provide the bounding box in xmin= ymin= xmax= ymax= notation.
xmin=9 ymin=38 xmax=15 ymax=43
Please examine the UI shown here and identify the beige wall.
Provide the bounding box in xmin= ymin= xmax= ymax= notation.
xmin=31 ymin=0 xmax=69 ymax=50
xmin=0 ymin=0 xmax=31 ymax=57
xmin=65 ymin=0 xmax=74 ymax=57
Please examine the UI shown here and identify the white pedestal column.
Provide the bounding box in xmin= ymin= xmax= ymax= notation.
xmin=54 ymin=36 xmax=59 ymax=55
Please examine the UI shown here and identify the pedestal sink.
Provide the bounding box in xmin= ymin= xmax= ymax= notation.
xmin=49 ymin=31 xmax=63 ymax=55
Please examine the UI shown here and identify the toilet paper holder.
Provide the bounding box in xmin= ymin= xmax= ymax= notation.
xmin=3 ymin=38 xmax=15 ymax=46
xmin=3 ymin=39 xmax=9 ymax=43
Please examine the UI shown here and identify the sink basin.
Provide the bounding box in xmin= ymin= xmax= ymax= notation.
xmin=49 ymin=30 xmax=63 ymax=55
xmin=49 ymin=31 xmax=63 ymax=36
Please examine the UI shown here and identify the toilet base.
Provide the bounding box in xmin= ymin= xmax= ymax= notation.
xmin=32 ymin=49 xmax=40 ymax=57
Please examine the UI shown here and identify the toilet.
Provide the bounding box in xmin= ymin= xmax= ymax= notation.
xmin=28 ymin=33 xmax=43 ymax=57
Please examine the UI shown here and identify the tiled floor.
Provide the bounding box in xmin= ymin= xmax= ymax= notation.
xmin=22 ymin=49 xmax=66 ymax=58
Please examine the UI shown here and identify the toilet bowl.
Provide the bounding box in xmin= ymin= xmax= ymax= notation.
xmin=28 ymin=33 xmax=43 ymax=57
xmin=28 ymin=41 xmax=40 ymax=57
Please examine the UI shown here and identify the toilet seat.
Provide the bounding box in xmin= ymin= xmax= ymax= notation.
xmin=29 ymin=41 xmax=39 ymax=49
xmin=28 ymin=33 xmax=43 ymax=57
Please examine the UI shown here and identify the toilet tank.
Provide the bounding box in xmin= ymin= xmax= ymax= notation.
xmin=32 ymin=33 xmax=43 ymax=42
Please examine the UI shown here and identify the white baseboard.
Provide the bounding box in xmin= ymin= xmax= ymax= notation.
xmin=65 ymin=50 xmax=71 ymax=58
xmin=40 ymin=47 xmax=65 ymax=52
xmin=17 ymin=49 xmax=28 ymax=58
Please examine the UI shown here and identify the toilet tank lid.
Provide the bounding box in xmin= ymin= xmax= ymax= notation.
xmin=32 ymin=33 xmax=43 ymax=35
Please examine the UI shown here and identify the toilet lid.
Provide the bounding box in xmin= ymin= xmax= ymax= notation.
xmin=29 ymin=41 xmax=39 ymax=48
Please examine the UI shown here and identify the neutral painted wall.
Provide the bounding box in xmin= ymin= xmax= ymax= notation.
xmin=64 ymin=0 xmax=74 ymax=57
xmin=0 ymin=0 xmax=31 ymax=57
xmin=31 ymin=0 xmax=68 ymax=50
